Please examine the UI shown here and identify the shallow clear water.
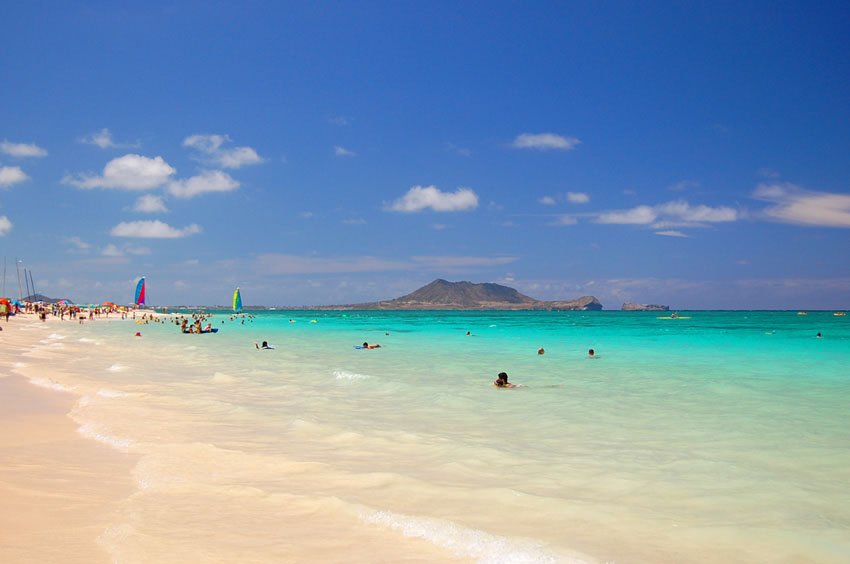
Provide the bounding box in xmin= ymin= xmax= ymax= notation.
xmin=20 ymin=311 xmax=850 ymax=562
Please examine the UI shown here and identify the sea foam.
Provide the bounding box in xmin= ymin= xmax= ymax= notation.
xmin=29 ymin=377 xmax=73 ymax=392
xmin=77 ymin=422 xmax=133 ymax=452
xmin=333 ymin=370 xmax=370 ymax=381
xmin=360 ymin=510 xmax=574 ymax=564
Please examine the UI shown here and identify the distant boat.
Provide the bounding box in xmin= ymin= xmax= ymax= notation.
xmin=797 ymin=311 xmax=808 ymax=315
xmin=835 ymin=312 xmax=847 ymax=317
xmin=134 ymin=277 xmax=146 ymax=306
xmin=233 ymin=287 xmax=242 ymax=313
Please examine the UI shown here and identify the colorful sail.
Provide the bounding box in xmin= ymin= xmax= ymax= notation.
xmin=233 ymin=287 xmax=242 ymax=313
xmin=134 ymin=277 xmax=146 ymax=305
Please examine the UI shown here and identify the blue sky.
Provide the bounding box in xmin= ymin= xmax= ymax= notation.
xmin=1 ymin=1 xmax=849 ymax=308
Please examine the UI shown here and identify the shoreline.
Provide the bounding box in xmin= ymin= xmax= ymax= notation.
xmin=0 ymin=314 xmax=138 ymax=564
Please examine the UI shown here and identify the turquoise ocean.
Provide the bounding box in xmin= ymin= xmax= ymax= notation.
xmin=20 ymin=310 xmax=850 ymax=562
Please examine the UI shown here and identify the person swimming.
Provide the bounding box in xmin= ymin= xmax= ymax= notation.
xmin=817 ymin=332 xmax=822 ymax=339
xmin=362 ymin=342 xmax=381 ymax=349
xmin=493 ymin=372 xmax=516 ymax=388
xmin=537 ymin=347 xmax=545 ymax=355
xmin=588 ymin=348 xmax=596 ymax=358
xmin=255 ymin=341 xmax=274 ymax=350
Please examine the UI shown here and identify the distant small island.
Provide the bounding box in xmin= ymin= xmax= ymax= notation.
xmin=313 ymin=279 xmax=603 ymax=311
xmin=622 ymin=302 xmax=669 ymax=311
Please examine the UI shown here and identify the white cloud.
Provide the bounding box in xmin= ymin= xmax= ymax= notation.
xmin=595 ymin=200 xmax=738 ymax=228
xmin=654 ymin=201 xmax=738 ymax=224
xmin=183 ymin=134 xmax=262 ymax=169
xmin=102 ymin=244 xmax=124 ymax=257
xmin=124 ymin=244 xmax=152 ymax=255
xmin=64 ymin=154 xmax=175 ymax=190
xmin=669 ymin=180 xmax=699 ymax=192
xmin=79 ymin=128 xmax=136 ymax=149
xmin=446 ymin=142 xmax=471 ymax=157
xmin=553 ymin=215 xmax=577 ymax=226
xmin=1 ymin=140 xmax=47 ymax=157
xmin=387 ymin=185 xmax=479 ymax=213
xmin=64 ymin=236 xmax=91 ymax=253
xmin=512 ymin=133 xmax=580 ymax=151
xmin=538 ymin=196 xmax=557 ymax=206
xmin=328 ymin=116 xmax=352 ymax=126
xmin=133 ymin=194 xmax=168 ymax=213
xmin=754 ymin=183 xmax=850 ymax=228
xmin=334 ymin=145 xmax=356 ymax=157
xmin=0 ymin=166 xmax=29 ymax=187
xmin=596 ymin=205 xmax=657 ymax=225
xmin=0 ymin=216 xmax=11 ymax=236
xmin=167 ymin=170 xmax=239 ymax=199
xmin=111 ymin=220 xmax=202 ymax=238
xmin=566 ymin=192 xmax=590 ymax=204
xmin=655 ymin=230 xmax=689 ymax=238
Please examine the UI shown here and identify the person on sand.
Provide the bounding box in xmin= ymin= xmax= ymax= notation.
xmin=362 ymin=342 xmax=381 ymax=349
xmin=493 ymin=372 xmax=516 ymax=388
xmin=537 ymin=347 xmax=545 ymax=355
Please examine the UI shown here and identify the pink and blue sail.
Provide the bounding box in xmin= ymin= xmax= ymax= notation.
xmin=134 ymin=277 xmax=146 ymax=306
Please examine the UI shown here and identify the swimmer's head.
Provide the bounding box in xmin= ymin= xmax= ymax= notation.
xmin=497 ymin=372 xmax=508 ymax=382
xmin=588 ymin=349 xmax=595 ymax=356
xmin=363 ymin=342 xmax=369 ymax=347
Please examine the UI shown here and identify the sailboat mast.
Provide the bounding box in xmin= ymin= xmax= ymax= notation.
xmin=24 ymin=269 xmax=32 ymax=300
xmin=15 ymin=259 xmax=23 ymax=301
xmin=28 ymin=269 xmax=36 ymax=299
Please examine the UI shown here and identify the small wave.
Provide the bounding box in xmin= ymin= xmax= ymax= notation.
xmin=334 ymin=370 xmax=370 ymax=381
xmin=78 ymin=338 xmax=99 ymax=344
xmin=107 ymin=364 xmax=127 ymax=373
xmin=29 ymin=377 xmax=73 ymax=392
xmin=360 ymin=510 xmax=573 ymax=564
xmin=48 ymin=333 xmax=66 ymax=340
xmin=13 ymin=362 xmax=28 ymax=369
xmin=97 ymin=388 xmax=128 ymax=398
xmin=77 ymin=423 xmax=133 ymax=452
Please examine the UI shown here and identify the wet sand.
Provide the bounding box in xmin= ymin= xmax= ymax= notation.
xmin=0 ymin=315 xmax=137 ymax=563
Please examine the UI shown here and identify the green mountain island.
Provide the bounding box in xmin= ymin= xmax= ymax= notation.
xmin=317 ymin=279 xmax=603 ymax=310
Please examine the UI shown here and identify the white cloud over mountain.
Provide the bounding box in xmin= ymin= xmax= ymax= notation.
xmin=0 ymin=216 xmax=12 ymax=236
xmin=387 ymin=185 xmax=479 ymax=212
